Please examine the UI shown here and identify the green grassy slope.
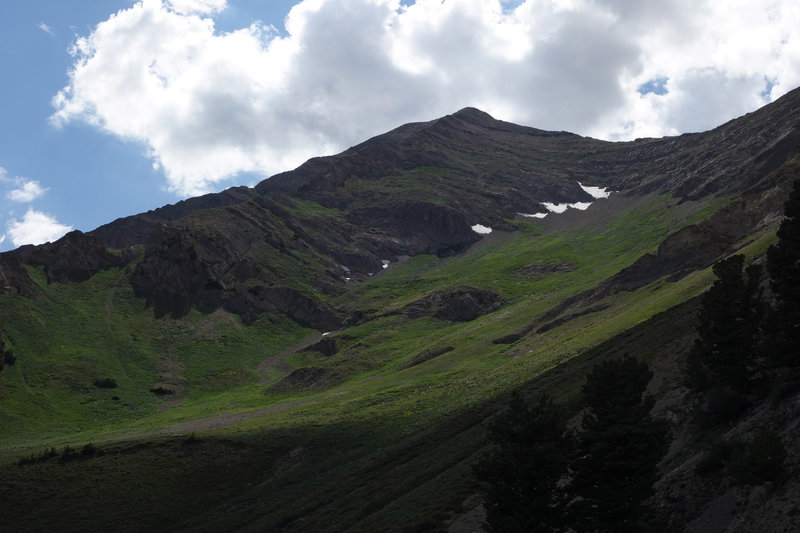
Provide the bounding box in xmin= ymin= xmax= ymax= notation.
xmin=0 ymin=296 xmax=703 ymax=532
xmin=0 ymin=191 xmax=777 ymax=530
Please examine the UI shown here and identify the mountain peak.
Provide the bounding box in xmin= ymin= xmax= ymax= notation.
xmin=451 ymin=106 xmax=494 ymax=119
xmin=447 ymin=106 xmax=501 ymax=127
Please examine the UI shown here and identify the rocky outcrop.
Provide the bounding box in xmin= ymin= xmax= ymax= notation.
xmin=129 ymin=205 xmax=342 ymax=329
xmin=270 ymin=367 xmax=343 ymax=392
xmin=0 ymin=230 xmax=131 ymax=294
xmin=514 ymin=262 xmax=576 ymax=278
xmin=405 ymin=346 xmax=454 ymax=368
xmin=405 ymin=287 xmax=505 ymax=322
xmin=308 ymin=336 xmax=340 ymax=357
xmin=90 ymin=186 xmax=253 ymax=248
xmin=14 ymin=230 xmax=132 ymax=284
xmin=347 ymin=201 xmax=480 ymax=256
xmin=0 ymin=329 xmax=15 ymax=372
xmin=224 ymin=285 xmax=340 ymax=330
xmin=611 ymin=172 xmax=793 ymax=293
xmin=0 ymin=253 xmax=39 ymax=297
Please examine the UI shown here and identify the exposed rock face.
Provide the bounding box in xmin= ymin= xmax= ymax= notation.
xmin=611 ymin=173 xmax=793 ymax=292
xmin=308 ymin=336 xmax=340 ymax=357
xmin=514 ymin=262 xmax=576 ymax=278
xmin=129 ymin=216 xmax=341 ymax=330
xmin=0 ymin=231 xmax=131 ymax=294
xmin=270 ymin=367 xmax=342 ymax=392
xmin=0 ymin=329 xmax=15 ymax=372
xmin=16 ymin=230 xmax=132 ymax=284
xmin=0 ymin=253 xmax=39 ymax=297
xmin=224 ymin=285 xmax=340 ymax=330
xmin=347 ymin=201 xmax=479 ymax=255
xmin=405 ymin=346 xmax=454 ymax=368
xmin=90 ymin=186 xmax=253 ymax=248
xmin=405 ymin=287 xmax=505 ymax=322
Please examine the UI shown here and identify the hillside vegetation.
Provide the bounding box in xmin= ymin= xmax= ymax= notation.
xmin=1 ymin=88 xmax=800 ymax=531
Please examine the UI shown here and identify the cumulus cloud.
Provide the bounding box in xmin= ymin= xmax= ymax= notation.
xmin=7 ymin=178 xmax=49 ymax=203
xmin=7 ymin=208 xmax=73 ymax=247
xmin=51 ymin=0 xmax=800 ymax=196
xmin=166 ymin=0 xmax=227 ymax=15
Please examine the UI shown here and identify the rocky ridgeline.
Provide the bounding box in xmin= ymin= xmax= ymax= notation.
xmin=1 ymin=88 xmax=799 ymax=329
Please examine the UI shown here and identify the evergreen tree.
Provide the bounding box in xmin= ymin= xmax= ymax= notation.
xmin=568 ymin=357 xmax=668 ymax=533
xmin=686 ymin=255 xmax=762 ymax=392
xmin=474 ymin=392 xmax=572 ymax=532
xmin=766 ymin=179 xmax=800 ymax=365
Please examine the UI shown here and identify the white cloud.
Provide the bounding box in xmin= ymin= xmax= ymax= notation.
xmin=166 ymin=0 xmax=227 ymax=15
xmin=38 ymin=22 xmax=55 ymax=36
xmin=51 ymin=0 xmax=800 ymax=196
xmin=7 ymin=178 xmax=49 ymax=203
xmin=7 ymin=208 xmax=73 ymax=247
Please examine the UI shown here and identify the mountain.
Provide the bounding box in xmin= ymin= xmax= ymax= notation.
xmin=1 ymin=88 xmax=799 ymax=531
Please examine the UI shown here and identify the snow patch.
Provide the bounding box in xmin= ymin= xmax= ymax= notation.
xmin=578 ymin=182 xmax=611 ymax=199
xmin=471 ymin=224 xmax=493 ymax=234
xmin=542 ymin=201 xmax=593 ymax=213
xmin=382 ymin=259 xmax=390 ymax=269
xmin=518 ymin=212 xmax=548 ymax=219
xmin=541 ymin=202 xmax=570 ymax=213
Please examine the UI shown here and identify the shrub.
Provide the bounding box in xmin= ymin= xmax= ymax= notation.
xmin=81 ymin=443 xmax=99 ymax=457
xmin=695 ymin=439 xmax=736 ymax=476
xmin=692 ymin=386 xmax=749 ymax=429
xmin=93 ymin=378 xmax=118 ymax=389
xmin=58 ymin=445 xmax=77 ymax=463
xmin=17 ymin=447 xmax=58 ymax=467
xmin=728 ymin=430 xmax=787 ymax=485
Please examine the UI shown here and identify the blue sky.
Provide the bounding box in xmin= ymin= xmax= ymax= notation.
xmin=0 ymin=1 xmax=297 ymax=249
xmin=1 ymin=0 xmax=799 ymax=250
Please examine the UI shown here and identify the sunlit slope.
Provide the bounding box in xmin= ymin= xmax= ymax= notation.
xmin=0 ymin=189 xmax=740 ymax=446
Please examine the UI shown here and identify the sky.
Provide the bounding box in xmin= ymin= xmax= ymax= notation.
xmin=1 ymin=0 xmax=799 ymax=251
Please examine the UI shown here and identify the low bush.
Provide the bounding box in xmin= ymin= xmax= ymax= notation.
xmin=728 ymin=430 xmax=787 ymax=485
xmin=93 ymin=377 xmax=118 ymax=389
xmin=695 ymin=438 xmax=736 ymax=476
xmin=693 ymin=386 xmax=749 ymax=429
